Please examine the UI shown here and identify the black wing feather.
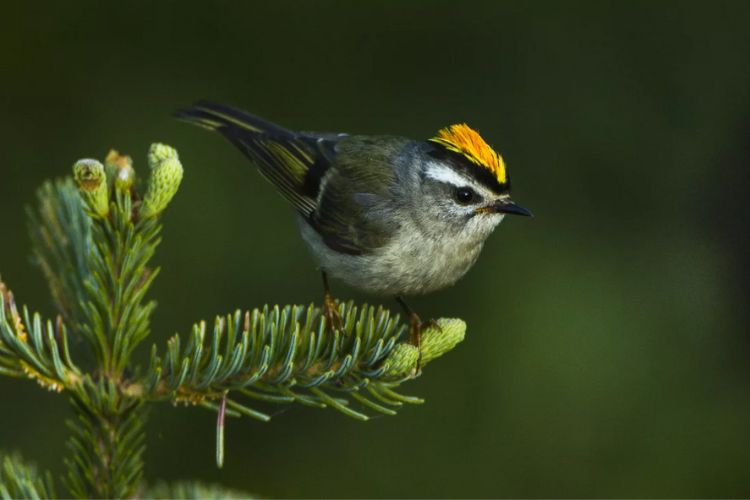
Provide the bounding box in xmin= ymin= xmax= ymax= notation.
xmin=175 ymin=100 xmax=337 ymax=217
xmin=175 ymin=101 xmax=399 ymax=256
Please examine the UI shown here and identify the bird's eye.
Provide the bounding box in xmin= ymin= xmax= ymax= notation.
xmin=453 ymin=186 xmax=478 ymax=205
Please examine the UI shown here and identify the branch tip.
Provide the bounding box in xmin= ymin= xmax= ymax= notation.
xmin=73 ymin=159 xmax=109 ymax=217
xmin=141 ymin=143 xmax=183 ymax=218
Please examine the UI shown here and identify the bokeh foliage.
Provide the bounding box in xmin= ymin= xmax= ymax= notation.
xmin=1 ymin=1 xmax=750 ymax=497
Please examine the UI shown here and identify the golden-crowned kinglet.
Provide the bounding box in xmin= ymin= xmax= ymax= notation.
xmin=176 ymin=101 xmax=531 ymax=356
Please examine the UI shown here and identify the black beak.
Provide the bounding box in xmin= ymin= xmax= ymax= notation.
xmin=492 ymin=199 xmax=533 ymax=217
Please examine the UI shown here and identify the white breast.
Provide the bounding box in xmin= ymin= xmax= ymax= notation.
xmin=298 ymin=215 xmax=496 ymax=296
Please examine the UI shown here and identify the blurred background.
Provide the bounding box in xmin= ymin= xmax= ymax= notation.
xmin=1 ymin=1 xmax=749 ymax=497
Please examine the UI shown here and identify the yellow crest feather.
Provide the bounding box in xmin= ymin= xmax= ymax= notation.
xmin=429 ymin=124 xmax=507 ymax=185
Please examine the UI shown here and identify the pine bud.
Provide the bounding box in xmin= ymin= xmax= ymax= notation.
xmin=382 ymin=343 xmax=420 ymax=378
xmin=141 ymin=143 xmax=183 ymax=218
xmin=382 ymin=318 xmax=466 ymax=378
xmin=73 ymin=159 xmax=109 ymax=217
xmin=105 ymin=149 xmax=135 ymax=191
xmin=420 ymin=318 xmax=466 ymax=364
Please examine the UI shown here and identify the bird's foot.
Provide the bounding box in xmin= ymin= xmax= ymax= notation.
xmin=323 ymin=292 xmax=343 ymax=333
xmin=408 ymin=315 xmax=441 ymax=374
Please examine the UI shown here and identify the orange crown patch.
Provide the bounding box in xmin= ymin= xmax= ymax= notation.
xmin=429 ymin=124 xmax=507 ymax=185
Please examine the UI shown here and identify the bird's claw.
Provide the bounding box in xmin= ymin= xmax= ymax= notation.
xmin=408 ymin=315 xmax=441 ymax=374
xmin=323 ymin=292 xmax=343 ymax=332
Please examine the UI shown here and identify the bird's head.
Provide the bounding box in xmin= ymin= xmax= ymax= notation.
xmin=415 ymin=124 xmax=531 ymax=234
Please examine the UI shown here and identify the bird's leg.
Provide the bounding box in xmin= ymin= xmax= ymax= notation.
xmin=395 ymin=296 xmax=432 ymax=373
xmin=321 ymin=271 xmax=343 ymax=332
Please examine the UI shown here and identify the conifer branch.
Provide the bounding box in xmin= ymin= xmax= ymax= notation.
xmin=63 ymin=378 xmax=145 ymax=499
xmin=71 ymin=155 xmax=165 ymax=377
xmin=0 ymin=281 xmax=81 ymax=392
xmin=1 ymin=142 xmax=466 ymax=498
xmin=0 ymin=452 xmax=56 ymax=500
xmin=26 ymin=180 xmax=92 ymax=327
xmin=128 ymin=305 xmax=464 ymax=422
xmin=145 ymin=480 xmax=253 ymax=499
xmin=56 ymin=145 xmax=181 ymax=498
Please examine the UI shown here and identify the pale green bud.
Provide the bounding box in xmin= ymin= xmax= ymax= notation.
xmin=115 ymin=162 xmax=136 ymax=192
xmin=382 ymin=318 xmax=466 ymax=378
xmin=141 ymin=143 xmax=183 ymax=218
xmin=73 ymin=159 xmax=109 ymax=217
xmin=421 ymin=318 xmax=466 ymax=364
xmin=105 ymin=149 xmax=135 ymax=192
xmin=382 ymin=343 xmax=420 ymax=378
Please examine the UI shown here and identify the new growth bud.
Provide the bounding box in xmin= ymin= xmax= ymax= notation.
xmin=382 ymin=343 xmax=420 ymax=378
xmin=140 ymin=143 xmax=183 ymax=218
xmin=105 ymin=149 xmax=135 ymax=191
xmin=420 ymin=318 xmax=466 ymax=364
xmin=382 ymin=318 xmax=466 ymax=378
xmin=73 ymin=159 xmax=109 ymax=217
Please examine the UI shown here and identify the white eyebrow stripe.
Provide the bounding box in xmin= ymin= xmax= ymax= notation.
xmin=424 ymin=162 xmax=472 ymax=187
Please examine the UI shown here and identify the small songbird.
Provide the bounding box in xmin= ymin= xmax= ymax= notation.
xmin=175 ymin=101 xmax=531 ymax=354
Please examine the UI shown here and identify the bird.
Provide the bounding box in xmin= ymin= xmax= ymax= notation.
xmin=175 ymin=101 xmax=531 ymax=361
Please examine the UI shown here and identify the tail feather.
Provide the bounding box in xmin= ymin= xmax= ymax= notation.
xmin=175 ymin=100 xmax=319 ymax=216
xmin=175 ymin=100 xmax=294 ymax=137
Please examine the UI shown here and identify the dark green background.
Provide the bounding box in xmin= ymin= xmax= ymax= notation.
xmin=2 ymin=1 xmax=749 ymax=497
